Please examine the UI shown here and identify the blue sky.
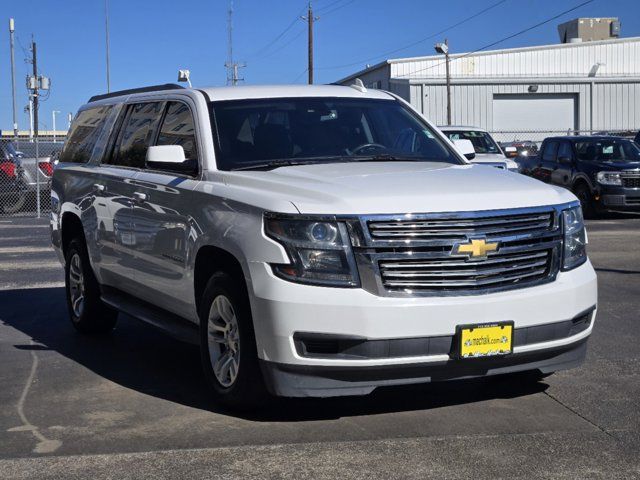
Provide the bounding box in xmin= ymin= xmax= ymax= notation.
xmin=1 ymin=0 xmax=639 ymax=131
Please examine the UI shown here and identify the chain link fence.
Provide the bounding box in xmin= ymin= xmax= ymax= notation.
xmin=489 ymin=128 xmax=638 ymax=145
xmin=1 ymin=137 xmax=65 ymax=218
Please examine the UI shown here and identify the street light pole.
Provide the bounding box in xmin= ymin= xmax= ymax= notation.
xmin=9 ymin=18 xmax=18 ymax=140
xmin=105 ymin=0 xmax=111 ymax=92
xmin=444 ymin=39 xmax=451 ymax=126
xmin=435 ymin=39 xmax=452 ymax=126
xmin=52 ymin=110 xmax=60 ymax=142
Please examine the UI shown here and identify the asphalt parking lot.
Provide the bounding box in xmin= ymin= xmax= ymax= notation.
xmin=1 ymin=215 xmax=639 ymax=479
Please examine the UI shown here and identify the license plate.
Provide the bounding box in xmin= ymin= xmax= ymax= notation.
xmin=457 ymin=322 xmax=514 ymax=359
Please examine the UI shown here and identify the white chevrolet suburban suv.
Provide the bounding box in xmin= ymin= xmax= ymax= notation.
xmin=51 ymin=84 xmax=597 ymax=407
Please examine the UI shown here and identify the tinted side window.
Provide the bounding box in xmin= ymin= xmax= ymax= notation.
xmin=542 ymin=141 xmax=559 ymax=162
xmin=557 ymin=142 xmax=573 ymax=161
xmin=156 ymin=102 xmax=198 ymax=161
xmin=112 ymin=102 xmax=164 ymax=168
xmin=59 ymin=106 xmax=113 ymax=163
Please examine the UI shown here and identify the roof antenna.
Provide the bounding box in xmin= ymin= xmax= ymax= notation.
xmin=350 ymin=78 xmax=367 ymax=93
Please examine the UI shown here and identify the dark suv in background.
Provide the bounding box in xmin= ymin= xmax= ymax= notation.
xmin=518 ymin=136 xmax=640 ymax=217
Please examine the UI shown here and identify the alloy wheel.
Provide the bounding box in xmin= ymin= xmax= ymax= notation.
xmin=68 ymin=253 xmax=85 ymax=317
xmin=207 ymin=295 xmax=241 ymax=388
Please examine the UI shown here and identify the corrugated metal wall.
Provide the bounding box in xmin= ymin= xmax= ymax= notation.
xmin=408 ymin=80 xmax=640 ymax=133
xmin=390 ymin=37 xmax=640 ymax=80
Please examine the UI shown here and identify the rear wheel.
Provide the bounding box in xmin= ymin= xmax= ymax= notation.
xmin=574 ymin=183 xmax=597 ymax=219
xmin=65 ymin=238 xmax=118 ymax=333
xmin=199 ymin=272 xmax=267 ymax=409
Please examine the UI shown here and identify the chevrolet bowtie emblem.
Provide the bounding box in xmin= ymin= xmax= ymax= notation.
xmin=453 ymin=238 xmax=499 ymax=260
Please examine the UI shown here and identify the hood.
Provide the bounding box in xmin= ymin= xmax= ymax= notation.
xmin=224 ymin=162 xmax=576 ymax=215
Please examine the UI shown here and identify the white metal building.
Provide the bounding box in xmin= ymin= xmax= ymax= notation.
xmin=337 ymin=36 xmax=640 ymax=141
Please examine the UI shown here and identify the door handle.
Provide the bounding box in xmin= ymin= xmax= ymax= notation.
xmin=133 ymin=192 xmax=148 ymax=202
xmin=94 ymin=183 xmax=105 ymax=192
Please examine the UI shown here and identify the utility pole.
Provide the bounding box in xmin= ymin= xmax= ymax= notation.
xmin=224 ymin=1 xmax=245 ymax=85
xmin=301 ymin=2 xmax=318 ymax=84
xmin=32 ymin=41 xmax=39 ymax=139
xmin=105 ymin=0 xmax=111 ymax=92
xmin=32 ymin=40 xmax=41 ymax=217
xmin=26 ymin=40 xmax=49 ymax=218
xmin=9 ymin=18 xmax=18 ymax=140
xmin=435 ymin=39 xmax=451 ymax=125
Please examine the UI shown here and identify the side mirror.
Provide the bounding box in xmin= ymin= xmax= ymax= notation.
xmin=453 ymin=139 xmax=476 ymax=160
xmin=146 ymin=145 xmax=195 ymax=174
xmin=558 ymin=155 xmax=572 ymax=165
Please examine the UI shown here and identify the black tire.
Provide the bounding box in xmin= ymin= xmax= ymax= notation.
xmin=574 ymin=183 xmax=597 ymax=219
xmin=199 ymin=271 xmax=268 ymax=409
xmin=65 ymin=238 xmax=118 ymax=333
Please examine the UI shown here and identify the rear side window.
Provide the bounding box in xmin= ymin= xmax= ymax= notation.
xmin=542 ymin=141 xmax=559 ymax=162
xmin=110 ymin=102 xmax=164 ymax=168
xmin=156 ymin=102 xmax=198 ymax=161
xmin=557 ymin=142 xmax=573 ymax=161
xmin=59 ymin=106 xmax=113 ymax=163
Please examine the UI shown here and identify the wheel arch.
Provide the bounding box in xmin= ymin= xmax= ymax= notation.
xmin=193 ymin=245 xmax=247 ymax=315
xmin=61 ymin=211 xmax=85 ymax=256
xmin=572 ymin=175 xmax=594 ymax=193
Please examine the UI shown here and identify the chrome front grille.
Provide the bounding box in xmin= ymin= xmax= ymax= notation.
xmin=349 ymin=205 xmax=567 ymax=297
xmin=379 ymin=249 xmax=552 ymax=291
xmin=367 ymin=211 xmax=554 ymax=243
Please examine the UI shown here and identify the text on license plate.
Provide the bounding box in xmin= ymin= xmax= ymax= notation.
xmin=458 ymin=322 xmax=513 ymax=358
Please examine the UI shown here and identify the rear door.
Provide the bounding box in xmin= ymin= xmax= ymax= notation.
xmin=95 ymin=101 xmax=164 ymax=291
xmin=534 ymin=140 xmax=559 ymax=183
xmin=127 ymin=100 xmax=201 ymax=316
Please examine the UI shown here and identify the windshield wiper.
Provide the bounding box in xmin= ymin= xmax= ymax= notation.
xmin=231 ymin=159 xmax=327 ymax=171
xmin=349 ymin=154 xmax=426 ymax=162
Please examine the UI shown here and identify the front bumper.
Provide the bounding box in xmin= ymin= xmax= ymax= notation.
xmin=248 ymin=259 xmax=597 ymax=396
xmin=261 ymin=338 xmax=588 ymax=397
xmin=598 ymin=185 xmax=640 ymax=211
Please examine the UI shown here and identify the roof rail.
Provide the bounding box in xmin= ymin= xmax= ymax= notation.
xmin=88 ymin=83 xmax=185 ymax=103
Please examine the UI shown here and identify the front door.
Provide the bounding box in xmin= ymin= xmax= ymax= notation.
xmin=127 ymin=101 xmax=200 ymax=317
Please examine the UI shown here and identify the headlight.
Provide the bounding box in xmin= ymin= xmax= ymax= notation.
xmin=265 ymin=215 xmax=360 ymax=287
xmin=597 ymin=171 xmax=622 ymax=186
xmin=562 ymin=206 xmax=587 ymax=271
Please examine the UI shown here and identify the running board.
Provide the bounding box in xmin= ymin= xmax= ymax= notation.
xmin=101 ymin=287 xmax=199 ymax=345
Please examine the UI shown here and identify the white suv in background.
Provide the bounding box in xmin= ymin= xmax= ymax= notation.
xmin=51 ymin=84 xmax=597 ymax=408
xmin=440 ymin=125 xmax=520 ymax=172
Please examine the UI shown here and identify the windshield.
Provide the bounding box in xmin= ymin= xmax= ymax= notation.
xmin=210 ymin=97 xmax=460 ymax=170
xmin=444 ymin=130 xmax=501 ymax=154
xmin=575 ymin=139 xmax=640 ymax=163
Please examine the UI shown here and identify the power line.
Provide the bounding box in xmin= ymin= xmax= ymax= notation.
xmin=395 ymin=0 xmax=595 ymax=79
xmin=256 ymin=27 xmax=306 ymax=61
xmin=247 ymin=3 xmax=308 ymax=59
xmin=292 ymin=68 xmax=308 ymax=83
xmin=319 ymin=0 xmax=508 ymax=71
xmin=317 ymin=0 xmax=356 ymax=15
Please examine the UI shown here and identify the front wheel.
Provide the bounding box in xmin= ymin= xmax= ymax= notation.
xmin=199 ymin=272 xmax=267 ymax=409
xmin=574 ymin=183 xmax=597 ymax=219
